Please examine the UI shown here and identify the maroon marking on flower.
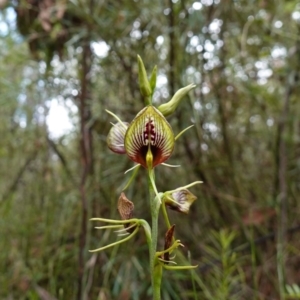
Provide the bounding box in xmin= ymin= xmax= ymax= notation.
xmin=125 ymin=106 xmax=175 ymax=169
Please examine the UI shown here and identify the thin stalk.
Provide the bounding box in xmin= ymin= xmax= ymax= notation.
xmin=148 ymin=169 xmax=162 ymax=300
xmin=161 ymin=203 xmax=171 ymax=229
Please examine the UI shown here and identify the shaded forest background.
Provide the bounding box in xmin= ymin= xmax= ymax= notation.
xmin=1 ymin=0 xmax=300 ymax=299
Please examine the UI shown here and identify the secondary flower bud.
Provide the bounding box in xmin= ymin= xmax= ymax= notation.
xmin=124 ymin=106 xmax=175 ymax=169
xmin=107 ymin=122 xmax=129 ymax=154
xmin=163 ymin=189 xmax=197 ymax=214
xmin=158 ymin=83 xmax=196 ymax=117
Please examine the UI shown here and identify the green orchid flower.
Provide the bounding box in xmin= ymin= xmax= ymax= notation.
xmin=163 ymin=189 xmax=197 ymax=214
xmin=106 ymin=104 xmax=197 ymax=171
xmin=125 ymin=105 xmax=175 ymax=169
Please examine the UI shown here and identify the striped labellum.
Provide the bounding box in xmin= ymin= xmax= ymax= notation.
xmin=125 ymin=106 xmax=175 ymax=169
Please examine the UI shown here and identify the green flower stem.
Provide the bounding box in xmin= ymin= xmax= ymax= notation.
xmin=153 ymin=264 xmax=163 ymax=299
xmin=148 ymin=169 xmax=162 ymax=300
xmin=161 ymin=202 xmax=171 ymax=229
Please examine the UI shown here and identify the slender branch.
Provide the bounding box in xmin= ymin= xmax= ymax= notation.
xmin=1 ymin=151 xmax=37 ymax=203
xmin=168 ymin=0 xmax=176 ymax=96
xmin=276 ymin=73 xmax=292 ymax=300
xmin=46 ymin=136 xmax=76 ymax=185
xmin=77 ymin=39 xmax=93 ymax=300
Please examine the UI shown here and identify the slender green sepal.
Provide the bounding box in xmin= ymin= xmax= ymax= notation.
xmin=149 ymin=65 xmax=157 ymax=92
xmin=105 ymin=109 xmax=128 ymax=129
xmin=156 ymin=240 xmax=184 ymax=257
xmin=161 ymin=163 xmax=180 ymax=167
xmin=124 ymin=164 xmax=140 ymax=174
xmin=122 ymin=164 xmax=141 ymax=191
xmin=89 ymin=225 xmax=139 ymax=253
xmin=90 ymin=217 xmax=140 ymax=224
xmin=175 ymin=125 xmax=194 ymax=141
xmin=167 ymin=181 xmax=203 ymax=194
xmin=163 ymin=264 xmax=198 ymax=270
xmin=94 ymin=225 xmax=123 ymax=230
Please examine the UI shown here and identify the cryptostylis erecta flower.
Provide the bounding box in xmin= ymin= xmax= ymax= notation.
xmin=106 ymin=106 xmax=175 ymax=169
xmin=125 ymin=106 xmax=175 ymax=169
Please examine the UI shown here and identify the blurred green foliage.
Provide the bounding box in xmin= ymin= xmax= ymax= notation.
xmin=1 ymin=0 xmax=300 ymax=299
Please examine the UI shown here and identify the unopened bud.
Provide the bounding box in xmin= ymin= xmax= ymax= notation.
xmin=137 ymin=55 xmax=152 ymax=100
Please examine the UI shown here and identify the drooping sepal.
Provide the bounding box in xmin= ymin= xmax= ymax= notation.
xmin=107 ymin=122 xmax=129 ymax=154
xmin=124 ymin=106 xmax=175 ymax=169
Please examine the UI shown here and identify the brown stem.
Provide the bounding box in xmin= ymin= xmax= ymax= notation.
xmin=276 ymin=76 xmax=292 ymax=299
xmin=168 ymin=0 xmax=176 ymax=96
xmin=77 ymin=40 xmax=93 ymax=300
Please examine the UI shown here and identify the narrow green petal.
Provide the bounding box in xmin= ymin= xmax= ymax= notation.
xmin=125 ymin=106 xmax=175 ymax=168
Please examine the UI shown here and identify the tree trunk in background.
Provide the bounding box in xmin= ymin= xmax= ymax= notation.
xmin=77 ymin=41 xmax=93 ymax=300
